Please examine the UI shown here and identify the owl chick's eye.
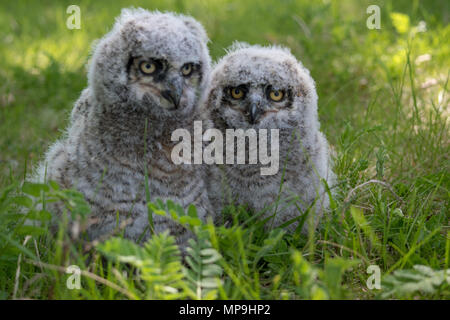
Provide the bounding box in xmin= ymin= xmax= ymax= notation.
xmin=181 ymin=63 xmax=193 ymax=76
xmin=139 ymin=61 xmax=157 ymax=75
xmin=268 ymin=89 xmax=285 ymax=102
xmin=230 ymin=87 xmax=245 ymax=100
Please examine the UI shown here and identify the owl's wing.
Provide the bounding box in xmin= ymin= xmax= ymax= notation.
xmin=70 ymin=88 xmax=92 ymax=125
xmin=29 ymin=89 xmax=92 ymax=185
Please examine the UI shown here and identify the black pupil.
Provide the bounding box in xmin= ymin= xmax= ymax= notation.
xmin=146 ymin=64 xmax=151 ymax=69
xmin=274 ymin=91 xmax=279 ymax=96
xmin=235 ymin=89 xmax=240 ymax=94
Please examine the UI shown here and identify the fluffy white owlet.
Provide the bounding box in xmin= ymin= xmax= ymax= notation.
xmin=33 ymin=9 xmax=213 ymax=247
xmin=202 ymin=44 xmax=334 ymax=233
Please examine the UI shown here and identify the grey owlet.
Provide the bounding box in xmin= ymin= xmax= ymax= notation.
xmin=202 ymin=43 xmax=334 ymax=233
xmin=33 ymin=9 xmax=213 ymax=247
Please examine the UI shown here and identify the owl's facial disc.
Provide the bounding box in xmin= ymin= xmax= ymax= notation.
xmin=223 ymin=84 xmax=292 ymax=126
xmin=128 ymin=57 xmax=201 ymax=111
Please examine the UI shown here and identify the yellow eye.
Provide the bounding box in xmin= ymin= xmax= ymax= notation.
xmin=140 ymin=61 xmax=156 ymax=74
xmin=181 ymin=63 xmax=193 ymax=76
xmin=230 ymin=87 xmax=245 ymax=99
xmin=269 ymin=89 xmax=284 ymax=102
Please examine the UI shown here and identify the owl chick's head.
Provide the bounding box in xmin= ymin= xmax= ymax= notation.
xmin=205 ymin=43 xmax=318 ymax=130
xmin=88 ymin=8 xmax=211 ymax=119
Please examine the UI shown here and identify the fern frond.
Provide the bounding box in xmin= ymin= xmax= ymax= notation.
xmin=184 ymin=230 xmax=223 ymax=300
xmin=96 ymin=232 xmax=186 ymax=299
xmin=382 ymin=265 xmax=450 ymax=298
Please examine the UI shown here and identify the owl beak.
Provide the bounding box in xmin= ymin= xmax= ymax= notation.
xmin=249 ymin=103 xmax=262 ymax=124
xmin=162 ymin=76 xmax=183 ymax=109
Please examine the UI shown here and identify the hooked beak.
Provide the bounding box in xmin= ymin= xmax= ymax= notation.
xmin=248 ymin=103 xmax=263 ymax=124
xmin=161 ymin=76 xmax=183 ymax=109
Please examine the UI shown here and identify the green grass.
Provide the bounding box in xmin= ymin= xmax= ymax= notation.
xmin=0 ymin=0 xmax=448 ymax=300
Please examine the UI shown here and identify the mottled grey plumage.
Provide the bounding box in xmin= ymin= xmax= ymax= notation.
xmin=33 ymin=9 xmax=213 ymax=247
xmin=202 ymin=43 xmax=334 ymax=233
